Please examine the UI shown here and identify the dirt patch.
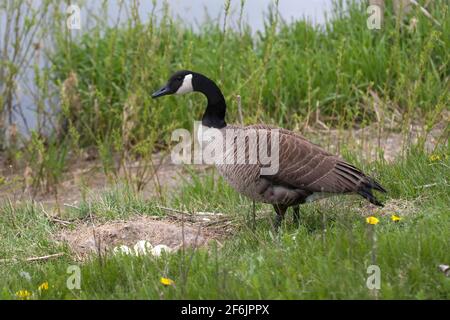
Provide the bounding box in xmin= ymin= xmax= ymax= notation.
xmin=302 ymin=120 xmax=447 ymax=162
xmin=56 ymin=216 xmax=220 ymax=260
xmin=356 ymin=198 xmax=420 ymax=217
xmin=0 ymin=151 xmax=212 ymax=216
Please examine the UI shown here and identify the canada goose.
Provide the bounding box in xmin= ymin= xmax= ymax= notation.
xmin=152 ymin=70 xmax=386 ymax=227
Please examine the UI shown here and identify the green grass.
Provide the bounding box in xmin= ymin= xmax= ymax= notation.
xmin=0 ymin=0 xmax=448 ymax=300
xmin=49 ymin=0 xmax=449 ymax=148
xmin=1 ymin=147 xmax=449 ymax=299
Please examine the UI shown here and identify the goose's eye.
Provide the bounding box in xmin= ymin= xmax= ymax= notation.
xmin=176 ymin=77 xmax=183 ymax=81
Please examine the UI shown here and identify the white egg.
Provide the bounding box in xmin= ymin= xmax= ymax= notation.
xmin=113 ymin=245 xmax=132 ymax=255
xmin=133 ymin=240 xmax=153 ymax=256
xmin=151 ymin=244 xmax=173 ymax=257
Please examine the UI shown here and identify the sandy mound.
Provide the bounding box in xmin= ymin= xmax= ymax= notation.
xmin=57 ymin=216 xmax=216 ymax=259
xmin=356 ymin=198 xmax=419 ymax=217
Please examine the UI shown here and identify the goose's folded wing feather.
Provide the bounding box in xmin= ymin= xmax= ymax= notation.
xmin=250 ymin=125 xmax=385 ymax=195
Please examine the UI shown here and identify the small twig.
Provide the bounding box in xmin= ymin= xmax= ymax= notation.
xmin=236 ymin=95 xmax=244 ymax=125
xmin=156 ymin=205 xmax=192 ymax=216
xmin=196 ymin=211 xmax=224 ymax=216
xmin=47 ymin=215 xmax=72 ymax=226
xmin=92 ymin=227 xmax=103 ymax=266
xmin=40 ymin=204 xmax=72 ymax=226
xmin=63 ymin=203 xmax=80 ymax=210
xmin=322 ymin=210 xmax=327 ymax=248
xmin=315 ymin=105 xmax=330 ymax=131
xmin=87 ymin=202 xmax=103 ymax=266
xmin=252 ymin=200 xmax=256 ymax=231
xmin=180 ymin=206 xmax=187 ymax=296
xmin=369 ymin=90 xmax=382 ymax=123
xmin=26 ymin=252 xmax=64 ymax=262
xmin=414 ymin=183 xmax=438 ymax=189
xmin=215 ymin=239 xmax=224 ymax=248
xmin=0 ymin=252 xmax=64 ymax=263
xmin=203 ymin=217 xmax=233 ymax=227
xmin=409 ymin=0 xmax=441 ymax=27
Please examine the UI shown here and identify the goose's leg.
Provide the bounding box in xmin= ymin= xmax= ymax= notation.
xmin=273 ymin=204 xmax=287 ymax=229
xmin=293 ymin=205 xmax=300 ymax=226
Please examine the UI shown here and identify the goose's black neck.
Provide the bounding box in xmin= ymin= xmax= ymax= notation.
xmin=195 ymin=74 xmax=227 ymax=129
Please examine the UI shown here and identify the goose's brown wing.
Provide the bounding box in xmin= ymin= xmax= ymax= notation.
xmin=250 ymin=125 xmax=386 ymax=205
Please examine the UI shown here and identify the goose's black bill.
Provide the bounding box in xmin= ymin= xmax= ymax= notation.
xmin=152 ymin=85 xmax=171 ymax=99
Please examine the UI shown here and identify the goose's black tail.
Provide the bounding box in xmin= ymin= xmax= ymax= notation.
xmin=334 ymin=161 xmax=387 ymax=206
xmin=357 ymin=177 xmax=387 ymax=207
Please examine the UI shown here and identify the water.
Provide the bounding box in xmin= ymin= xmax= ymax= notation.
xmin=2 ymin=0 xmax=335 ymax=134
xmin=101 ymin=0 xmax=334 ymax=30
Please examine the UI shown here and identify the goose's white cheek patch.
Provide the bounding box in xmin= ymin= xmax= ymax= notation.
xmin=175 ymin=74 xmax=193 ymax=95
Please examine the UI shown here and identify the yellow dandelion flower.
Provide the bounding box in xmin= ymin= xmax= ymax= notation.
xmin=391 ymin=215 xmax=402 ymax=222
xmin=38 ymin=282 xmax=49 ymax=291
xmin=160 ymin=277 xmax=174 ymax=286
xmin=15 ymin=290 xmax=32 ymax=300
xmin=429 ymin=154 xmax=441 ymax=162
xmin=366 ymin=216 xmax=379 ymax=225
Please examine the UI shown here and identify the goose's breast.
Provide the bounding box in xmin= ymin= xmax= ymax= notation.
xmin=216 ymin=163 xmax=265 ymax=201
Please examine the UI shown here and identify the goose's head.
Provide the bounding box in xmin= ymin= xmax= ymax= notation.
xmin=152 ymin=70 xmax=227 ymax=128
xmin=151 ymin=70 xmax=195 ymax=99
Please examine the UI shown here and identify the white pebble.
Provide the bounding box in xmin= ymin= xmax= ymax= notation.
xmin=19 ymin=271 xmax=32 ymax=281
